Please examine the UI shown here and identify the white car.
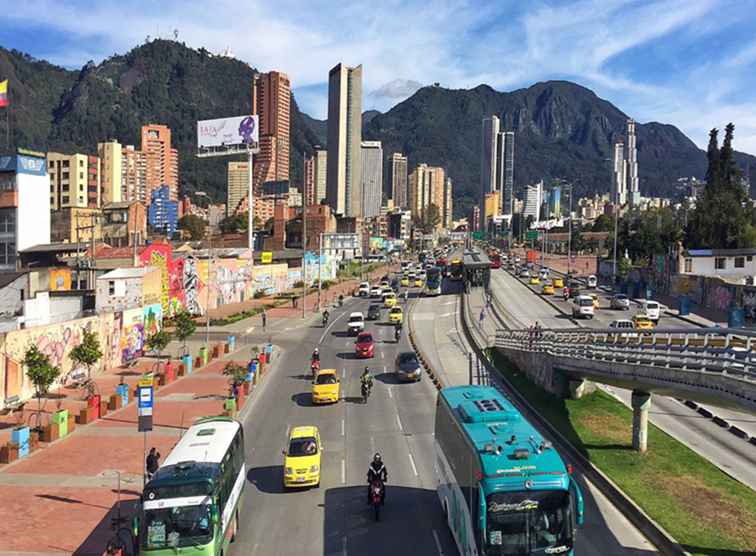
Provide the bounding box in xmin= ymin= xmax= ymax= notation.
xmin=347 ymin=312 xmax=365 ymax=335
xmin=609 ymin=319 xmax=637 ymax=337
xmin=587 ymin=275 xmax=598 ymax=288
xmin=370 ymin=286 xmax=382 ymax=299
xmin=358 ymin=282 xmax=370 ymax=297
xmin=539 ymin=269 xmax=549 ymax=280
xmin=519 ymin=268 xmax=530 ymax=278
xmin=641 ymin=300 xmax=661 ymax=322
xmin=572 ymin=295 xmax=595 ymax=319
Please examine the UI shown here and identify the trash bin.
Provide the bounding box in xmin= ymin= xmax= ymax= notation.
xmin=53 ymin=409 xmax=69 ymax=438
xmin=116 ymin=383 xmax=129 ymax=406
xmin=199 ymin=346 xmax=208 ymax=367
xmin=228 ymin=335 xmax=236 ymax=352
xmin=88 ymin=394 xmax=101 ymax=419
xmin=182 ymin=355 xmax=193 ymax=375
xmin=679 ymin=295 xmax=690 ymax=316
xmin=247 ymin=360 xmax=257 ymax=383
xmin=728 ymin=308 xmax=745 ymax=328
xmin=224 ymin=397 xmax=237 ymax=414
xmin=11 ymin=426 xmax=30 ymax=459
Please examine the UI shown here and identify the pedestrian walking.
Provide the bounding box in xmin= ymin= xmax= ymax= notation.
xmin=146 ymin=447 xmax=160 ymax=481
xmin=230 ymin=382 xmax=239 ymax=399
xmin=261 ymin=310 xmax=267 ymax=330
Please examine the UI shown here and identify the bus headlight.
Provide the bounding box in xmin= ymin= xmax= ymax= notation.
xmin=285 ymin=467 xmax=293 ymax=475
xmin=310 ymin=465 xmax=319 ymax=473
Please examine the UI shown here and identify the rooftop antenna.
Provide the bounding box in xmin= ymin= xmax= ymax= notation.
xmin=174 ymin=29 xmax=179 ymax=40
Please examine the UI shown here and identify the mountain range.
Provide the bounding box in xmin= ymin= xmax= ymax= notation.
xmin=1 ymin=39 xmax=754 ymax=218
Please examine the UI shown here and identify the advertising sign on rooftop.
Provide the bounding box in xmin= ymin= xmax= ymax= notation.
xmin=197 ymin=115 xmax=259 ymax=149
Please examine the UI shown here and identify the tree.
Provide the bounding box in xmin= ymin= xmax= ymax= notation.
xmin=222 ymin=362 xmax=247 ymax=386
xmin=172 ymin=310 xmax=196 ymax=356
xmin=591 ymin=214 xmax=612 ymax=232
xmin=178 ymin=214 xmax=207 ymax=240
xmin=219 ymin=212 xmax=262 ymax=234
xmin=423 ymin=203 xmax=441 ymax=231
xmin=24 ymin=345 xmax=61 ymax=429
xmin=146 ymin=329 xmax=172 ymax=359
xmin=69 ymin=329 xmax=103 ymax=380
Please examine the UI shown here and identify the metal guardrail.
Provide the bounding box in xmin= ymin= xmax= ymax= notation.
xmin=496 ymin=328 xmax=756 ymax=383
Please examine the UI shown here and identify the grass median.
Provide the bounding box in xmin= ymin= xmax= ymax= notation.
xmin=488 ymin=349 xmax=756 ymax=556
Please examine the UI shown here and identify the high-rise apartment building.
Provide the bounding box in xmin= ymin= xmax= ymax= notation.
xmin=481 ymin=116 xmax=500 ymax=197
xmin=304 ymin=148 xmax=327 ymax=206
xmin=612 ymin=140 xmax=627 ymax=206
xmin=409 ymin=164 xmax=445 ymax=227
xmin=499 ymin=131 xmax=515 ymax=216
xmin=626 ymin=119 xmax=639 ymax=207
xmin=121 ymin=145 xmax=147 ymax=203
xmin=252 ymin=71 xmax=291 ymax=193
xmin=480 ymin=116 xmax=515 ymax=229
xmin=98 ymin=140 xmax=122 ymax=205
xmin=389 ymin=152 xmax=408 ymax=208
xmin=47 ymin=152 xmax=101 ymax=209
xmin=141 ymin=124 xmax=178 ymax=200
xmin=227 ymin=161 xmax=250 ymax=215
xmin=523 ymin=181 xmax=543 ymax=222
xmin=443 ymin=177 xmax=454 ymax=229
xmin=326 ymin=63 xmax=362 ymax=216
xmin=360 ymin=141 xmax=382 ymax=218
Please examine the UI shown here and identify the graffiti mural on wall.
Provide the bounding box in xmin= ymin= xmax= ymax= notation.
xmin=120 ymin=307 xmax=144 ymax=363
xmin=705 ymin=283 xmax=734 ymax=312
xmin=139 ymin=244 xmax=185 ymax=317
xmin=183 ymin=257 xmax=203 ymax=315
xmin=143 ymin=303 xmax=163 ymax=337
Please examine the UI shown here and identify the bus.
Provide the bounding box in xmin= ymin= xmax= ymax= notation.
xmin=135 ymin=416 xmax=246 ymax=553
xmin=424 ymin=266 xmax=442 ymax=296
xmin=435 ymin=385 xmax=584 ymax=555
xmin=450 ymin=258 xmax=464 ymax=281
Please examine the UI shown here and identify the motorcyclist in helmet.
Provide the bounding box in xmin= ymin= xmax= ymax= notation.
xmin=394 ymin=321 xmax=402 ymax=341
xmin=322 ymin=310 xmax=330 ymax=326
xmin=367 ymin=452 xmax=388 ymax=504
xmin=312 ymin=348 xmax=320 ymax=363
xmin=360 ymin=367 xmax=373 ymax=390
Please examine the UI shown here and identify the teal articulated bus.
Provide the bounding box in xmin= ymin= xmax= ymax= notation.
xmin=134 ymin=416 xmax=246 ymax=555
xmin=424 ymin=266 xmax=442 ymax=296
xmin=435 ymin=385 xmax=584 ymax=555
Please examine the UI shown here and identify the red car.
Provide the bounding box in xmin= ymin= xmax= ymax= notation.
xmin=355 ymin=332 xmax=375 ymax=358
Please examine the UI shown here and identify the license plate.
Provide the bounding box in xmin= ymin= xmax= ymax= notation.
xmin=296 ymin=477 xmax=306 ymax=482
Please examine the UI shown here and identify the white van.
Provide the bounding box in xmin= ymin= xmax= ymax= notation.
xmin=642 ymin=300 xmax=661 ymax=322
xmin=587 ymin=275 xmax=598 ymax=288
xmin=572 ymin=295 xmax=595 ymax=319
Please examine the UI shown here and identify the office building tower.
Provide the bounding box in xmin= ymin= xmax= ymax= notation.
xmin=523 ymin=180 xmax=543 ymax=221
xmin=304 ymin=148 xmax=327 ymax=206
xmin=481 ymin=117 xmax=515 ymax=228
xmin=626 ymin=119 xmax=640 ymax=207
xmin=500 ymin=131 xmax=515 ymax=216
xmin=47 ymin=152 xmax=101 ymax=209
xmin=147 ymin=185 xmax=179 ymax=238
xmin=252 ymin=71 xmax=291 ymax=194
xmin=326 ymin=63 xmax=362 ymax=216
xmin=121 ymin=145 xmax=147 ymax=203
xmin=389 ymin=152 xmax=408 ymax=208
xmin=227 ymin=161 xmax=250 ymax=215
xmin=548 ymin=185 xmax=561 ymax=217
xmin=360 ymin=141 xmax=382 ymax=218
xmin=443 ymin=177 xmax=453 ymax=229
xmin=0 ymin=151 xmax=50 ymax=270
xmin=612 ymin=141 xmax=627 ymax=206
xmin=98 ymin=140 xmax=122 ymax=204
xmin=409 ymin=164 xmax=445 ymax=226
xmin=141 ymin=124 xmax=178 ymax=200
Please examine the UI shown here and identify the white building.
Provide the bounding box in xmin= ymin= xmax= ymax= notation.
xmin=612 ymin=141 xmax=626 ymax=206
xmin=523 ymin=180 xmax=543 ymax=222
xmin=360 ymin=141 xmax=382 ymax=218
xmin=626 ymin=119 xmax=640 ymax=207
xmin=679 ymin=248 xmax=756 ymax=283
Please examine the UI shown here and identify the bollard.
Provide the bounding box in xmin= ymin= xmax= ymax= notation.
xmin=11 ymin=426 xmax=30 ymax=459
xmin=53 ymin=409 xmax=69 ymax=438
xmin=228 ymin=335 xmax=236 ymax=352
xmin=116 ymin=383 xmax=129 ymax=406
xmin=183 ymin=354 xmax=193 ymax=375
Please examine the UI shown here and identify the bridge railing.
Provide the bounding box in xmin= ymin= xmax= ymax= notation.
xmin=495 ymin=327 xmax=756 ymax=383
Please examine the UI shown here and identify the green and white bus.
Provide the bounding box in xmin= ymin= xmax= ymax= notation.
xmin=134 ymin=416 xmax=246 ymax=554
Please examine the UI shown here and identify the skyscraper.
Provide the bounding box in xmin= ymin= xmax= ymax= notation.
xmin=98 ymin=140 xmax=122 ymax=204
xmin=389 ymin=153 xmax=408 ymax=209
xmin=612 ymin=140 xmax=627 ymax=206
xmin=326 ymin=63 xmax=362 ymax=216
xmin=500 ymin=131 xmax=515 ymax=216
xmin=443 ymin=177 xmax=454 ymax=229
xmin=481 ymin=117 xmax=515 ymax=228
xmin=626 ymin=119 xmax=639 ymax=207
xmin=141 ymin=124 xmax=178 ymax=200
xmin=252 ymin=71 xmax=291 ymax=193
xmin=227 ymin=161 xmax=250 ymax=215
xmin=523 ymin=181 xmax=543 ymax=222
xmin=121 ymin=145 xmax=147 ymax=204
xmin=304 ymin=148 xmax=328 ymax=206
xmin=360 ymin=141 xmax=383 ymax=218
xmin=409 ymin=164 xmax=445 ymax=227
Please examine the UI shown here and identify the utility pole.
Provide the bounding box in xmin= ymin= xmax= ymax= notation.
xmin=317 ymin=233 xmax=323 ymax=311
xmin=612 ymin=203 xmax=619 ymax=285
xmin=567 ymin=184 xmax=573 ymax=278
xmin=302 ymin=195 xmax=307 ymax=319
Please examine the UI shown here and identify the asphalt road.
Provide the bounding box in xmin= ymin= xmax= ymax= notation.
xmin=493 ymin=267 xmax=756 ymax=490
xmin=230 ymin=291 xmax=456 ymax=556
xmin=411 ymin=277 xmax=657 ymax=555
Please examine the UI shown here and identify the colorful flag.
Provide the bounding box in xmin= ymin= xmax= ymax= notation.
xmin=0 ymin=80 xmax=8 ymax=107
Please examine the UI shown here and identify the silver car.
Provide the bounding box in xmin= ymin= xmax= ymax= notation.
xmin=610 ymin=294 xmax=630 ymax=310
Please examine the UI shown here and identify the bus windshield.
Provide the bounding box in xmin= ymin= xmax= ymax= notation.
xmin=485 ymin=491 xmax=573 ymax=555
xmin=144 ymin=504 xmax=213 ymax=549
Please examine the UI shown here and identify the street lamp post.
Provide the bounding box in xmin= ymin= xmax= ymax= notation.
xmin=566 ymin=184 xmax=573 ymax=277
xmin=195 ymin=191 xmax=212 ymax=351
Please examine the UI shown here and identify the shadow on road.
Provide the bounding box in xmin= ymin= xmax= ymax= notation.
xmin=373 ymin=372 xmax=399 ymax=385
xmin=247 ymin=464 xmax=288 ymax=495
xmin=291 ymin=392 xmax=315 ymax=407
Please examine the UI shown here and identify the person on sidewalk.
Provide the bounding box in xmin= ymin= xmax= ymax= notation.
xmin=146 ymin=447 xmax=160 ymax=481
xmin=261 ymin=310 xmax=267 ymax=330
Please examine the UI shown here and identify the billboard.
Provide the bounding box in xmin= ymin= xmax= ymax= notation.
xmin=197 ymin=115 xmax=259 ymax=149
xmin=323 ymin=233 xmax=359 ymax=251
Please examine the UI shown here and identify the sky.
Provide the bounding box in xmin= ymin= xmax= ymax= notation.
xmin=1 ymin=0 xmax=756 ymax=154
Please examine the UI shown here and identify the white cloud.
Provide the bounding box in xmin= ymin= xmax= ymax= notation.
xmin=2 ymin=0 xmax=755 ymax=155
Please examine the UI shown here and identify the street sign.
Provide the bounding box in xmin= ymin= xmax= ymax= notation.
xmin=526 ymin=230 xmax=539 ymax=241
xmin=472 ymin=231 xmax=484 ymax=240
xmin=137 ymin=377 xmax=154 ymax=432
xmin=261 ymin=251 xmax=273 ymax=264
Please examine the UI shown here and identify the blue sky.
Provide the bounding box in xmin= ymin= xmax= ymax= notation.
xmin=2 ymin=0 xmax=756 ymax=153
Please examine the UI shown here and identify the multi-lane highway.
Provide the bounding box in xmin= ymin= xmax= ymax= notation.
xmin=231 ymin=287 xmax=456 ymax=555
xmin=493 ymin=265 xmax=756 ymax=489
xmin=411 ymin=276 xmax=658 ymax=555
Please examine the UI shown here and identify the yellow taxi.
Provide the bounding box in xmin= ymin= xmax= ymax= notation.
xmin=529 ymin=276 xmax=541 ymax=285
xmin=633 ymin=314 xmax=655 ymax=331
xmin=283 ymin=425 xmax=322 ymax=488
xmin=388 ymin=306 xmax=403 ymax=324
xmin=384 ymin=292 xmax=397 ymax=308
xmin=553 ymin=277 xmax=564 ymax=288
xmin=542 ymin=283 xmax=555 ymax=295
xmin=401 ymin=275 xmax=410 ymax=287
xmin=312 ymin=369 xmax=340 ymax=404
xmin=590 ymin=293 xmax=600 ymax=309
xmin=380 ymin=280 xmax=390 ymax=289
xmin=414 ymin=277 xmax=423 ymax=287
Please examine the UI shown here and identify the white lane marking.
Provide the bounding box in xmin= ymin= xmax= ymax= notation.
xmin=341 ymin=459 xmax=346 ymax=484
xmin=341 ymin=419 xmax=345 ymax=436
xmin=342 ymin=536 xmax=348 ymax=556
xmin=439 ymin=311 xmax=456 ymax=318
xmin=380 ymin=351 xmax=384 ymax=360
xmin=285 ymin=424 xmax=290 ymax=437
xmin=251 ymin=543 xmax=260 ymax=556
xmin=396 ymin=414 xmax=403 ymax=431
xmin=318 ymin=309 xmax=349 ymax=344
xmin=432 ymin=530 xmax=444 ymax=554
xmin=245 ymin=326 xmax=255 ymax=334
xmin=408 ymin=452 xmax=418 ymax=476
xmin=388 ymin=387 xmax=393 ymax=399
xmin=342 ymin=367 xmax=346 ymax=379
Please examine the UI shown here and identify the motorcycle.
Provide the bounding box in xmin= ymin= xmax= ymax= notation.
xmin=338 ymin=295 xmax=344 ymax=307
xmin=394 ymin=327 xmax=402 ymax=342
xmin=311 ymin=359 xmax=320 ymax=378
xmin=369 ymin=479 xmax=384 ymax=521
xmin=361 ymin=380 xmax=371 ymax=404
xmin=322 ymin=313 xmax=329 ymax=327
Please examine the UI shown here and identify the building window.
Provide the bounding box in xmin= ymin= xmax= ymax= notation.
xmin=735 ymin=257 xmax=745 ymax=268
xmin=0 ymin=240 xmax=16 ymax=266
xmin=62 ymin=196 xmax=69 ymax=204
xmin=748 ymin=256 xmax=753 ymax=262
xmin=108 ymin=281 xmax=115 ymax=296
xmin=715 ymin=257 xmax=726 ymax=270
xmin=684 ymin=258 xmax=692 ymax=273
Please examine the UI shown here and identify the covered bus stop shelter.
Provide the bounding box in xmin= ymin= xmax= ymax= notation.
xmin=463 ymin=250 xmax=491 ymax=289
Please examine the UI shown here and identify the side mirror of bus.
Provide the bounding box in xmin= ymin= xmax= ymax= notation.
xmin=211 ymin=506 xmax=220 ymax=526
